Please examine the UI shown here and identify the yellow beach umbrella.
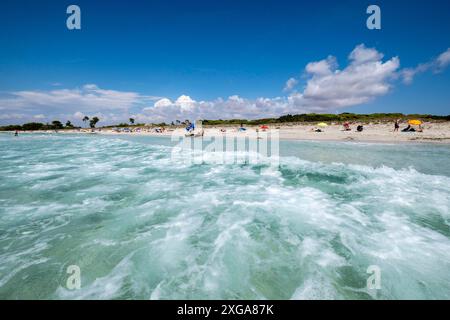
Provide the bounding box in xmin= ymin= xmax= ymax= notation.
xmin=408 ymin=119 xmax=422 ymax=126
xmin=317 ymin=122 xmax=328 ymax=127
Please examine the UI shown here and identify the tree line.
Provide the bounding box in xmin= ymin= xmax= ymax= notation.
xmin=0 ymin=116 xmax=100 ymax=131
xmin=202 ymin=113 xmax=450 ymax=126
xmin=2 ymin=113 xmax=450 ymax=131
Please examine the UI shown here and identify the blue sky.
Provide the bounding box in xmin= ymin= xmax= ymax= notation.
xmin=0 ymin=0 xmax=449 ymax=125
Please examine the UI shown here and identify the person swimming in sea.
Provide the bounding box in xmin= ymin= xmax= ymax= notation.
xmin=14 ymin=130 xmax=18 ymax=137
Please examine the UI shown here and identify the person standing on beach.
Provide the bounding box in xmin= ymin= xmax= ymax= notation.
xmin=394 ymin=119 xmax=400 ymax=132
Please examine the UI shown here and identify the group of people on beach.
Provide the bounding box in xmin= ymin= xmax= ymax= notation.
xmin=312 ymin=119 xmax=424 ymax=134
xmin=9 ymin=119 xmax=425 ymax=137
xmin=342 ymin=122 xmax=364 ymax=132
xmin=394 ymin=119 xmax=423 ymax=133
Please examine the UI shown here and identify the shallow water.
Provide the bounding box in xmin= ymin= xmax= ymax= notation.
xmin=0 ymin=133 xmax=449 ymax=299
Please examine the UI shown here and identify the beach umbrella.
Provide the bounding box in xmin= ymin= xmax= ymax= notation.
xmin=260 ymin=125 xmax=269 ymax=130
xmin=317 ymin=122 xmax=328 ymax=127
xmin=408 ymin=120 xmax=422 ymax=126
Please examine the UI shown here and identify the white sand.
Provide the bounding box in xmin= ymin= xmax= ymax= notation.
xmin=94 ymin=122 xmax=450 ymax=144
xmin=21 ymin=121 xmax=450 ymax=144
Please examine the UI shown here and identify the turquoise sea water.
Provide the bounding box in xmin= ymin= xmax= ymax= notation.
xmin=0 ymin=133 xmax=449 ymax=299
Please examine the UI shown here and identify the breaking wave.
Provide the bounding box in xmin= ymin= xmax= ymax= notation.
xmin=0 ymin=133 xmax=449 ymax=299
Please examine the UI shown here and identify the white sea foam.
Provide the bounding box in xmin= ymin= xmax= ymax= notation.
xmin=0 ymin=134 xmax=449 ymax=299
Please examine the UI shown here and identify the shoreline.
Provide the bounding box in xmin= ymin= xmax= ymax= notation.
xmin=96 ymin=130 xmax=450 ymax=145
xmin=5 ymin=122 xmax=450 ymax=145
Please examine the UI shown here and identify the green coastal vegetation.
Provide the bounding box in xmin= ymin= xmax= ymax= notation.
xmin=0 ymin=116 xmax=100 ymax=131
xmin=201 ymin=113 xmax=450 ymax=126
xmin=1 ymin=113 xmax=450 ymax=131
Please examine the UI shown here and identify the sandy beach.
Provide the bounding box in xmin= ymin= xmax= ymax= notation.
xmin=40 ymin=121 xmax=450 ymax=144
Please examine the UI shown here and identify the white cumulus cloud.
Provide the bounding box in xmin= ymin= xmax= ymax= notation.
xmin=1 ymin=44 xmax=449 ymax=125
xmin=436 ymin=48 xmax=450 ymax=71
xmin=283 ymin=77 xmax=299 ymax=92
xmin=0 ymin=84 xmax=160 ymax=125
xmin=401 ymin=48 xmax=450 ymax=84
xmin=142 ymin=44 xmax=400 ymax=121
xmin=301 ymin=44 xmax=400 ymax=108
